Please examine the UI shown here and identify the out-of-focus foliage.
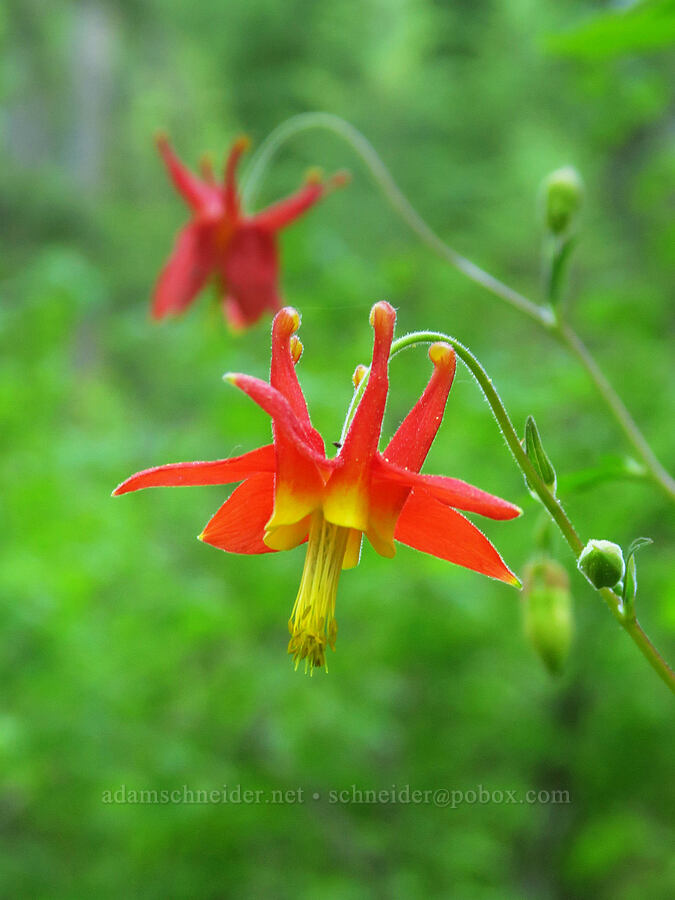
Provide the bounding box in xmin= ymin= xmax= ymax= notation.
xmin=1 ymin=1 xmax=673 ymax=897
xmin=546 ymin=0 xmax=675 ymax=58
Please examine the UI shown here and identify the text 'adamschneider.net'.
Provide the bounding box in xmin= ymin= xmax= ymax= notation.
xmin=102 ymin=784 xmax=571 ymax=808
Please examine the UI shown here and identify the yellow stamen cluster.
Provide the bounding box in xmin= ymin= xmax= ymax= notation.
xmin=288 ymin=512 xmax=350 ymax=674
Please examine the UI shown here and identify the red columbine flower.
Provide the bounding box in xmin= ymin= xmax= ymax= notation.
xmin=152 ymin=135 xmax=348 ymax=330
xmin=114 ymin=303 xmax=521 ymax=671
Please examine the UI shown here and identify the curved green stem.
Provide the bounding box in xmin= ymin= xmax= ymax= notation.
xmin=553 ymin=321 xmax=675 ymax=502
xmin=242 ymin=112 xmax=551 ymax=327
xmin=390 ymin=331 xmax=585 ymax=556
xmin=343 ymin=331 xmax=674 ymax=693
xmin=243 ymin=112 xmax=674 ymax=503
xmin=597 ymin=587 xmax=675 ymax=693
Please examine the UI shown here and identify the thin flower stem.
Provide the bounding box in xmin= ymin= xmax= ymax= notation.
xmin=553 ymin=321 xmax=675 ymax=502
xmin=342 ymin=331 xmax=674 ymax=693
xmin=243 ymin=112 xmax=550 ymax=327
xmin=619 ymin=612 xmax=675 ymax=693
xmin=390 ymin=331 xmax=585 ymax=556
xmin=243 ymin=112 xmax=674 ymax=503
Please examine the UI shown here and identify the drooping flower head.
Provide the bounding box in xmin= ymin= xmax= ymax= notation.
xmin=114 ymin=304 xmax=521 ymax=672
xmin=152 ymin=135 xmax=348 ymax=330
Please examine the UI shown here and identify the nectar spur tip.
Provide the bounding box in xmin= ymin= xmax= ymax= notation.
xmin=277 ymin=306 xmax=301 ymax=333
xmin=304 ymin=166 xmax=323 ymax=185
xmin=429 ymin=342 xmax=454 ymax=367
xmin=233 ymin=134 xmax=251 ymax=153
xmin=369 ymin=300 xmax=396 ymax=329
xmin=290 ymin=335 xmax=303 ymax=364
xmin=352 ymin=364 xmax=368 ymax=388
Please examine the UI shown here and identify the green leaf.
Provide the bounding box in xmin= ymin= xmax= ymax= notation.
xmin=626 ymin=537 xmax=654 ymax=558
xmin=557 ymin=456 xmax=646 ymax=495
xmin=622 ymin=537 xmax=654 ymax=619
xmin=545 ymin=1 xmax=675 ymax=60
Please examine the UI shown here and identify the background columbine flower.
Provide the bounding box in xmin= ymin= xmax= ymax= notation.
xmin=152 ymin=134 xmax=348 ymax=329
xmin=114 ymin=303 xmax=521 ymax=671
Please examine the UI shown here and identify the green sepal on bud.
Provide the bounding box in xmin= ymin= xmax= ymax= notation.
xmin=621 ymin=537 xmax=653 ymax=621
xmin=541 ymin=166 xmax=584 ymax=236
xmin=524 ymin=416 xmax=557 ymax=497
xmin=577 ymin=539 xmax=625 ymax=590
xmin=522 ymin=559 xmax=573 ymax=675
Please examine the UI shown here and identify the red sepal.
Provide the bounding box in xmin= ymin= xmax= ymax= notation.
xmin=113 ymin=444 xmax=275 ymax=495
xmin=395 ymin=489 xmax=519 ymax=584
xmin=200 ymin=472 xmax=276 ymax=554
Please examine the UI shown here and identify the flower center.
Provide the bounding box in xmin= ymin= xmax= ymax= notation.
xmin=213 ymin=219 xmax=236 ymax=252
xmin=287 ymin=512 xmax=350 ymax=673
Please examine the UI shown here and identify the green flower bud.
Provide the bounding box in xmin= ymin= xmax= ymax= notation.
xmin=577 ymin=539 xmax=625 ymax=590
xmin=542 ymin=166 xmax=584 ymax=235
xmin=523 ymin=560 xmax=573 ymax=675
xmin=524 ymin=416 xmax=557 ymax=497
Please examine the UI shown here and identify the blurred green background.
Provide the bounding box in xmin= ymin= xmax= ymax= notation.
xmin=1 ymin=1 xmax=674 ymax=897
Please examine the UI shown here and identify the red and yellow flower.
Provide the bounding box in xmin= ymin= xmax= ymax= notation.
xmin=151 ymin=135 xmax=347 ymax=329
xmin=114 ymin=303 xmax=521 ymax=671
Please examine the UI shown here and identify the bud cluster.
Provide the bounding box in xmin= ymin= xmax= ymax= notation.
xmin=541 ymin=166 xmax=584 ymax=235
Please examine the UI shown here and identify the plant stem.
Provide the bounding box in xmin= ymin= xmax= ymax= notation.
xmin=243 ymin=112 xmax=674 ymax=503
xmin=553 ymin=321 xmax=675 ymax=502
xmin=243 ymin=113 xmax=550 ymax=327
xmin=390 ymin=331 xmax=585 ymax=556
xmin=596 ymin=585 xmax=675 ymax=693
xmin=344 ymin=330 xmax=675 ymax=693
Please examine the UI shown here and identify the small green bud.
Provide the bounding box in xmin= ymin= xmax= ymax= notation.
xmin=542 ymin=166 xmax=584 ymax=235
xmin=577 ymin=539 xmax=625 ymax=589
xmin=523 ymin=560 xmax=573 ymax=675
xmin=524 ymin=416 xmax=557 ymax=496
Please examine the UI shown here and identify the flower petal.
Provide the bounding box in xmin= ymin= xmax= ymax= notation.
xmin=323 ymin=302 xmax=396 ymax=531
xmin=373 ymin=455 xmax=521 ymax=520
xmin=264 ymin=307 xmax=327 ymax=528
xmin=267 ymin=443 xmax=325 ymax=531
xmin=342 ymin=529 xmax=363 ymax=570
xmin=199 ymin=472 xmax=276 ymax=554
xmin=263 ymin=517 xmax=311 ymax=551
xmin=112 ymin=444 xmax=275 ymax=495
xmin=385 ymin=343 xmax=456 ymax=470
xmin=340 ymin=302 xmax=396 ymax=462
xmin=394 ymin=489 xmax=519 ymax=585
xmin=156 ymin=134 xmax=220 ymax=213
xmin=222 ymin=226 xmax=281 ymax=327
xmin=223 ymin=136 xmax=250 ymax=218
xmin=270 ymin=308 xmax=313 ymax=427
xmin=224 ymin=373 xmax=329 ymax=469
xmin=252 ymin=171 xmax=348 ymax=231
xmin=367 ymin=343 xmax=457 ymax=556
xmin=152 ymin=223 xmax=214 ymax=319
